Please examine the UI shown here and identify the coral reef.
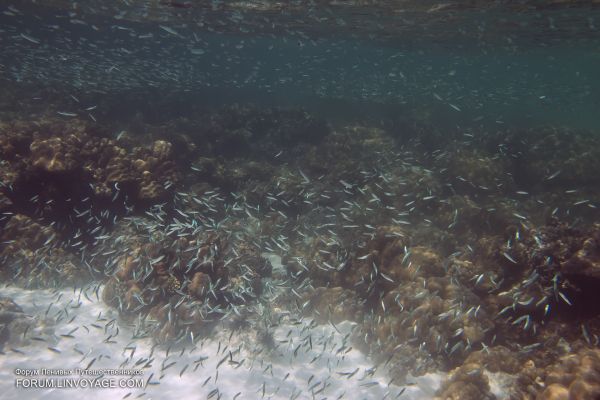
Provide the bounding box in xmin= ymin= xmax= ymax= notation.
xmin=1 ymin=102 xmax=600 ymax=399
xmin=193 ymin=104 xmax=329 ymax=157
xmin=437 ymin=147 xmax=514 ymax=194
xmin=0 ymin=117 xmax=185 ymax=287
xmin=99 ymin=199 xmax=273 ymax=342
xmin=508 ymin=128 xmax=600 ymax=189
xmin=302 ymin=287 xmax=365 ymax=324
xmin=347 ymin=229 xmax=495 ymax=378
xmin=435 ymin=362 xmax=495 ymax=400
xmin=0 ymin=214 xmax=85 ymax=287
xmin=0 ymin=117 xmax=180 ymax=220
xmin=538 ymin=348 xmax=600 ymax=399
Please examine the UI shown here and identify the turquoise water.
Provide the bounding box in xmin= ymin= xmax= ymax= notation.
xmin=1 ymin=2 xmax=600 ymax=130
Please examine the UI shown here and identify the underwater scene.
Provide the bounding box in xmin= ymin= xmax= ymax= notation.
xmin=1 ymin=1 xmax=600 ymax=399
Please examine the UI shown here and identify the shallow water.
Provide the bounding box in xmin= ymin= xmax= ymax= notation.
xmin=1 ymin=1 xmax=600 ymax=399
xmin=1 ymin=2 xmax=600 ymax=128
xmin=0 ymin=285 xmax=447 ymax=400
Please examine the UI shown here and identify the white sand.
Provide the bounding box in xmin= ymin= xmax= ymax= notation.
xmin=0 ymin=285 xmax=444 ymax=400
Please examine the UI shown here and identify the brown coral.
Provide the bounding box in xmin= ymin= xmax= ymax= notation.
xmin=30 ymin=136 xmax=81 ymax=172
xmin=435 ymin=362 xmax=494 ymax=400
xmin=538 ymin=349 xmax=600 ymax=400
xmin=0 ymin=214 xmax=86 ymax=286
xmin=302 ymin=287 xmax=364 ymax=323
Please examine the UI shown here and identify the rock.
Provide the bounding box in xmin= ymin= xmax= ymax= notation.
xmin=151 ymin=140 xmax=173 ymax=160
xmin=0 ymin=297 xmax=33 ymax=351
xmin=439 ymin=148 xmax=513 ymax=192
xmin=541 ymin=349 xmax=600 ymax=400
xmin=562 ymin=234 xmax=600 ymax=280
xmin=463 ymin=346 xmax=521 ymax=374
xmin=30 ymin=136 xmax=80 ymax=172
xmin=0 ymin=214 xmax=86 ymax=286
xmin=435 ymin=362 xmax=495 ymax=400
xmin=537 ymin=384 xmax=569 ymax=400
xmin=303 ymin=287 xmax=364 ymax=323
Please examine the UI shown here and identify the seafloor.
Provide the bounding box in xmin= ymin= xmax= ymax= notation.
xmin=1 ymin=81 xmax=600 ymax=399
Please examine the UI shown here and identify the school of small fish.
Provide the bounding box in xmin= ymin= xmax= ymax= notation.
xmin=1 ymin=1 xmax=600 ymax=399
